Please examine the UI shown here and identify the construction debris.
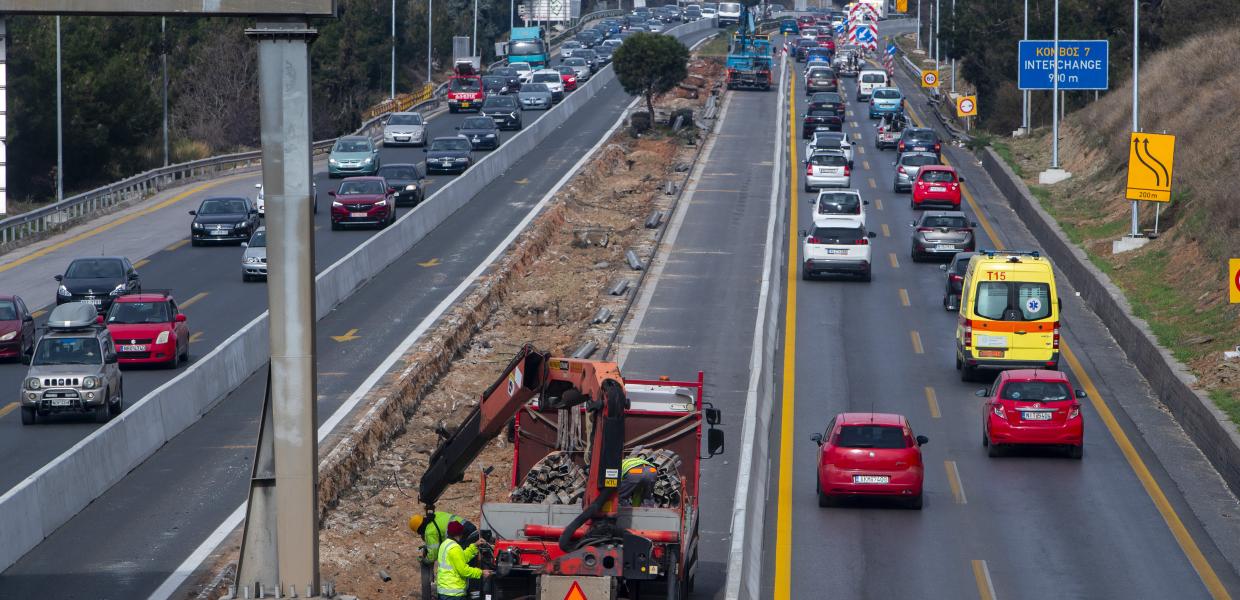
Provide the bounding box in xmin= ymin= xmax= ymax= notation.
xmin=510 ymin=451 xmax=587 ymax=504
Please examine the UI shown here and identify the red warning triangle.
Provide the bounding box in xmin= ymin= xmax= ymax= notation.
xmin=563 ymin=580 xmax=589 ymax=600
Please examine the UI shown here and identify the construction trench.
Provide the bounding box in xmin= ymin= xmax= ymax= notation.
xmin=189 ymin=53 xmax=726 ymax=600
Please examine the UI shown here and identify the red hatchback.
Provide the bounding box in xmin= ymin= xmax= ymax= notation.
xmin=0 ymin=295 xmax=35 ymax=361
xmin=911 ymin=165 xmax=963 ymax=210
xmin=812 ymin=412 xmax=928 ymax=509
xmin=330 ymin=176 xmax=397 ymax=230
xmin=554 ymin=66 xmax=579 ymax=92
xmin=104 ymin=292 xmax=190 ymax=367
xmin=980 ymin=369 xmax=1085 ymax=458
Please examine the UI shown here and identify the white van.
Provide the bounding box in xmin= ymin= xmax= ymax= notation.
xmin=717 ymin=2 xmax=742 ymax=27
xmin=857 ymin=69 xmax=889 ymax=101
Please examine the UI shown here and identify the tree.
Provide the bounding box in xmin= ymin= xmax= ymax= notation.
xmin=611 ymin=32 xmax=690 ymax=119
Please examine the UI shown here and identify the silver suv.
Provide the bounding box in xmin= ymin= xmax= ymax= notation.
xmin=20 ymin=302 xmax=124 ymax=425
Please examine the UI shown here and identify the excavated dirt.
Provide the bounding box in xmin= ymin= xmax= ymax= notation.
xmin=313 ymin=60 xmax=724 ymax=599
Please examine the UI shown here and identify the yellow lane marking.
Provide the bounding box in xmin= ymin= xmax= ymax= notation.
xmin=946 ymin=460 xmax=967 ymax=503
xmin=331 ymin=328 xmax=362 ymax=342
xmin=863 ymin=160 xmax=871 ymax=171
xmin=875 ymin=198 xmax=884 ymax=211
xmin=899 ymin=288 xmax=910 ymax=307
xmin=418 ymin=257 xmax=442 ymax=267
xmin=881 ymin=223 xmax=891 ymax=238
xmin=925 ymin=386 xmax=940 ymax=418
xmin=0 ymin=177 xmax=239 ymax=275
xmin=179 ymin=292 xmax=208 ymax=309
xmin=0 ymin=402 xmax=18 ymax=419
xmin=189 ymin=332 xmax=204 ymax=344
xmin=773 ymin=63 xmax=800 ymax=600
xmin=515 ymin=178 xmax=530 ymax=184
xmin=868 ymin=178 xmax=877 ymax=189
xmin=165 ymin=239 xmax=190 ymax=252
xmin=901 ymin=97 xmax=1231 ymax=599
xmin=850 ymin=121 xmax=859 ymax=128
xmin=134 ymin=259 xmax=150 ymax=269
xmin=910 ymin=330 xmax=923 ymax=354
xmin=972 ymin=559 xmax=996 ymax=600
xmin=888 ymin=253 xmax=899 ymax=269
xmin=32 ymin=309 xmax=47 ymax=319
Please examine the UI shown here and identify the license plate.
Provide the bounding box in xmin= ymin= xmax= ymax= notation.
xmin=1022 ymin=411 xmax=1053 ymax=421
xmin=50 ymin=399 xmax=72 ymax=407
xmin=825 ymin=248 xmax=847 ymax=255
xmin=459 ymin=102 xmax=471 ymax=108
xmin=934 ymin=244 xmax=954 ymax=250
xmin=350 ymin=212 xmax=368 ymax=218
xmin=976 ymin=334 xmax=1008 ymax=348
xmin=119 ymin=345 xmax=147 ymax=352
xmin=853 ymin=475 xmax=889 ymax=484
xmin=930 ymin=186 xmax=947 ymax=192
xmin=85 ymin=298 xmax=102 ymax=306
xmin=211 ymin=230 xmax=228 ymax=236
xmin=394 ymin=136 xmax=410 ymax=141
xmin=978 ymin=349 xmax=1004 ymax=358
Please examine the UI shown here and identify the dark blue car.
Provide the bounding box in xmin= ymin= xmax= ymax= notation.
xmin=780 ymin=19 xmax=799 ymax=34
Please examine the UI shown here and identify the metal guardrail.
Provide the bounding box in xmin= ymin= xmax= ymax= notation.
xmin=363 ymin=82 xmax=438 ymax=119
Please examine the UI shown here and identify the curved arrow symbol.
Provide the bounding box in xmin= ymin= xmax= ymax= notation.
xmin=1133 ymin=137 xmax=1161 ymax=186
xmin=1143 ymin=139 xmax=1170 ymax=185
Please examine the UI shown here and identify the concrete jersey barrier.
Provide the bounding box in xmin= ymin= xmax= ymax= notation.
xmin=0 ymin=16 xmax=717 ymax=574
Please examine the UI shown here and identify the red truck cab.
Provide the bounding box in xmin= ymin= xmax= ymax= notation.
xmin=447 ymin=60 xmax=485 ymax=113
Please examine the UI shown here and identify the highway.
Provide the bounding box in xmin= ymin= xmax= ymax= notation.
xmin=0 ymin=25 xmax=719 ymax=599
xmin=771 ymin=33 xmax=1240 ymax=600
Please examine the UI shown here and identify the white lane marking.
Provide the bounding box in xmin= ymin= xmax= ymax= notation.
xmin=147 ymin=74 xmax=643 ymax=600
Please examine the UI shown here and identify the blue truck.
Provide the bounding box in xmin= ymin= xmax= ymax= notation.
xmin=725 ymin=6 xmax=773 ymax=91
xmin=507 ymin=26 xmax=549 ymax=69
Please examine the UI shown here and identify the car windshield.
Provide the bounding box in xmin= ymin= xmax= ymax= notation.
xmin=66 ymin=259 xmax=124 ymax=279
xmin=817 ymin=193 xmax=861 ymax=215
xmin=873 ymin=89 xmax=901 ymax=99
xmin=522 ymin=83 xmax=549 ymax=93
xmin=565 ymin=58 xmax=586 ymax=66
xmin=809 ymin=153 xmax=847 ymax=166
xmin=950 ymin=255 xmax=975 ymax=274
xmin=334 ymin=140 xmax=370 ymax=153
xmin=388 ymin=113 xmax=422 ymax=125
xmin=922 ymin=215 xmax=969 ymax=228
xmin=807 ymin=69 xmax=832 ymax=79
xmin=198 ymin=198 xmax=248 ymax=215
xmin=975 ymin=281 xmax=1053 ymax=321
xmin=810 ymin=225 xmax=863 ymax=243
xmin=563 ymin=41 xmax=581 ymax=49
xmin=836 ymin=425 xmax=907 ymax=449
xmin=809 ymin=110 xmax=838 ymax=118
xmin=432 ymin=139 xmax=472 ymax=152
xmin=491 ymin=67 xmax=517 ymax=75
xmin=107 ymin=301 xmax=170 ymax=324
xmin=533 ymin=73 xmax=559 ymax=83
xmin=813 ymin=93 xmax=841 ymax=103
xmin=249 ymin=230 xmax=267 ymax=247
xmin=486 ymin=97 xmax=517 ymax=108
xmin=32 ymin=337 xmax=102 ymax=366
xmin=337 ymin=180 xmax=385 ymax=195
xmin=861 ymin=73 xmax=887 ymax=83
xmin=902 ymin=154 xmax=939 ymax=167
xmin=0 ymin=300 xmax=16 ymax=321
xmin=510 ymin=40 xmax=546 ymax=56
xmin=379 ymin=166 xmax=420 ymax=180
xmin=482 ymin=77 xmax=506 ymax=90
xmin=920 ymin=170 xmax=957 ymax=183
xmin=462 ymin=117 xmax=494 ymax=129
xmin=814 ymin=133 xmax=845 ymax=146
xmin=450 ymin=78 xmax=481 ymax=92
xmin=577 ymin=50 xmax=597 ymax=58
xmin=1000 ymin=381 xmax=1072 ymax=402
xmin=906 ymin=131 xmax=938 ymax=144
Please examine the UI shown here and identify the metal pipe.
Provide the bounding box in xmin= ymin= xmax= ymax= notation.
xmin=1051 ymin=0 xmax=1059 ymax=168
xmin=1130 ymin=0 xmax=1139 ymax=236
xmin=162 ymin=17 xmax=169 ymax=166
xmin=56 ymin=16 xmax=63 ymax=203
xmin=933 ymin=0 xmax=939 ymax=75
xmin=1 ymin=18 xmax=8 ymax=216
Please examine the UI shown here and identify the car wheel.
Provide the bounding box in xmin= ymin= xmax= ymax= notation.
xmin=168 ymin=346 xmax=181 ymax=369
xmin=861 ymin=268 xmax=872 ymax=282
xmin=110 ymin=384 xmax=124 ymax=415
xmin=1068 ymin=445 xmax=1084 ymax=460
xmin=190 ymin=238 xmax=201 ymax=247
xmin=987 ymin=441 xmax=1003 ymax=458
xmin=910 ymin=199 xmax=918 ymax=210
xmin=817 ymin=490 xmax=833 ymax=507
xmin=331 ymin=222 xmax=341 ymax=231
xmin=94 ymin=395 xmax=112 ymax=423
xmin=801 ymin=266 xmax=812 ymax=281
xmin=960 ymin=364 xmax=976 ymax=382
xmin=910 ymin=249 xmax=921 ymax=263
xmin=180 ymin=341 xmax=189 ymax=362
xmin=243 ymin=273 xmax=253 ymax=282
xmin=21 ymin=406 xmax=36 ymax=426
xmin=908 ymin=493 xmax=923 ymax=510
xmin=804 ymin=183 xmax=812 ymax=193
xmin=982 ymin=431 xmax=989 ymax=447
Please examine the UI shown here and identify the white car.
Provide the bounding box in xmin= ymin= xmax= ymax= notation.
xmin=560 ymin=40 xmax=583 ymax=59
xmin=804 ymin=149 xmax=851 ymax=192
xmin=857 ymin=69 xmax=890 ymax=101
xmin=509 ymin=61 xmax=534 ymax=82
xmin=530 ymin=69 xmax=566 ymax=99
xmin=254 ymin=181 xmax=318 ymax=216
xmin=241 ymin=226 xmax=267 ymax=282
xmin=382 ymin=111 xmax=427 ymax=147
xmin=805 ymin=131 xmax=853 ymax=165
xmin=810 ymin=189 xmax=869 ymax=227
xmin=717 ymin=1 xmax=742 ymax=26
xmin=701 ymin=6 xmax=718 ymax=18
xmin=801 ymin=216 xmax=875 ymax=281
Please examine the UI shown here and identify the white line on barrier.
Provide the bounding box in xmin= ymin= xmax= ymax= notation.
xmin=147 ymin=72 xmax=647 ymax=600
xmin=724 ymin=53 xmax=787 ymax=600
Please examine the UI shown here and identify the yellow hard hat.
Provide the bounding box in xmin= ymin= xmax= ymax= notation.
xmin=408 ymin=514 xmax=425 ymax=533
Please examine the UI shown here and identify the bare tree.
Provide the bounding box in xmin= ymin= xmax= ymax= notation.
xmin=173 ymin=27 xmax=259 ymax=151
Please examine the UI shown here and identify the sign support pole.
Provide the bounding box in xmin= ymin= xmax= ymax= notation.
xmin=1021 ymin=0 xmax=1028 ymax=132
xmin=1050 ymin=0 xmax=1059 ymax=169
xmin=1130 ymin=0 xmax=1140 ymax=237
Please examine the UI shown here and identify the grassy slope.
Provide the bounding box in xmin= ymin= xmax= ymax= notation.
xmin=996 ymin=27 xmax=1240 ymax=427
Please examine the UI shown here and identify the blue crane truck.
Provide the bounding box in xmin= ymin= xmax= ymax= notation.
xmin=725 ymin=5 xmax=773 ymax=90
xmin=507 ymin=26 xmax=549 ymax=69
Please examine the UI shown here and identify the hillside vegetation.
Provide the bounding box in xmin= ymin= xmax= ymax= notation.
xmin=997 ymin=26 xmax=1240 ymax=424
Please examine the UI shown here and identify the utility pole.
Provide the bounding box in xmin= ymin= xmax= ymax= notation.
xmin=1022 ymin=0 xmax=1028 ymax=132
xmin=391 ymin=0 xmax=396 ymax=99
xmin=162 ymin=17 xmax=169 ymax=166
xmin=949 ymin=0 xmax=955 ymax=94
xmin=1129 ymin=0 xmax=1140 ymax=236
xmin=915 ymin=0 xmax=920 ymax=51
xmin=0 ymin=18 xmax=7 ymax=216
xmin=427 ymin=0 xmax=434 ymax=84
xmin=473 ymin=0 xmax=479 ymax=56
xmin=55 ymin=16 xmax=63 ymax=203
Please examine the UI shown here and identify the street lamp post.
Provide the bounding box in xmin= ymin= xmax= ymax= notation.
xmin=162 ymin=17 xmax=169 ymax=167
xmin=391 ymin=0 xmax=396 ymax=99
xmin=915 ymin=0 xmax=921 ymax=51
xmin=473 ymin=0 xmax=479 ymax=56
xmin=427 ymin=0 xmax=433 ymax=84
xmin=56 ymin=16 xmax=63 ymax=203
xmin=949 ymin=0 xmax=955 ymax=94
xmin=933 ymin=0 xmax=939 ymax=76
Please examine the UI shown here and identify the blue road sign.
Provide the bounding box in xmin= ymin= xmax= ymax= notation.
xmin=1018 ymin=40 xmax=1109 ymax=90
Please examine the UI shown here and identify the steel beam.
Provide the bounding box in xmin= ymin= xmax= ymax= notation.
xmin=0 ymin=1 xmax=335 ymax=16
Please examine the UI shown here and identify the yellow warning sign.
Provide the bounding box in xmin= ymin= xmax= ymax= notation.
xmin=564 ymin=581 xmax=589 ymax=600
xmin=1230 ymin=259 xmax=1240 ymax=304
xmin=1125 ymin=132 xmax=1175 ymax=203
xmin=956 ymin=95 xmax=977 ymax=117
xmin=921 ymin=69 xmax=939 ymax=88
xmin=896 ymin=0 xmax=908 ymax=12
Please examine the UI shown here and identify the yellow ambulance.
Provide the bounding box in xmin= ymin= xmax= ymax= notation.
xmin=955 ymin=251 xmax=1060 ymax=381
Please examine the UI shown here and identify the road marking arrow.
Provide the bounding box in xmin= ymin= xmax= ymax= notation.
xmin=418 ymin=258 xmax=441 ymax=267
xmin=331 ymin=328 xmax=361 ymax=342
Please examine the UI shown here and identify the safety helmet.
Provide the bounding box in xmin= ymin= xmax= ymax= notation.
xmin=408 ymin=514 xmax=425 ymax=533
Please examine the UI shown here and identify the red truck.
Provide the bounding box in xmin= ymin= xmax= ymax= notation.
xmin=447 ymin=59 xmax=485 ymax=113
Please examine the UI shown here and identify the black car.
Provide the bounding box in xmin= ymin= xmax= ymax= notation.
xmin=808 ymin=91 xmax=845 ymax=114
xmin=940 ymin=251 xmax=977 ymax=311
xmin=684 ymin=5 xmax=702 ymax=20
xmin=481 ymin=75 xmax=509 ymax=95
xmin=576 ymin=30 xmax=601 ymax=48
xmin=377 ymin=163 xmax=426 ymax=207
xmin=802 ymin=109 xmax=843 ymax=138
xmin=189 ymin=196 xmax=260 ymax=245
xmin=54 ymin=256 xmax=140 ymax=312
xmin=488 ymin=66 xmax=522 ymax=91
xmin=898 ymin=127 xmax=943 ymax=157
xmin=481 ymin=95 xmax=523 ymax=130
xmin=423 ymin=136 xmax=473 ymax=174
xmin=457 ymin=116 xmax=501 ymax=151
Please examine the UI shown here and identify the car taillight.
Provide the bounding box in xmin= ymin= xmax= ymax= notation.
xmin=806 ymin=163 xmax=813 ymax=177
xmin=807 ymin=237 xmax=820 ymax=244
xmin=934 ymin=142 xmax=942 ymax=152
xmin=951 ymin=182 xmax=959 ymax=190
xmin=854 ymin=238 xmax=868 ymax=245
xmin=993 ymin=404 xmax=1006 ymax=419
xmin=1053 ymin=323 xmax=1060 ymax=350
xmin=1068 ymin=404 xmax=1081 ymax=419
xmin=963 ymin=319 xmax=973 ymax=347
xmin=917 ymin=227 xmax=933 ymax=232
xmin=950 ymin=274 xmax=963 ymax=283
xmin=843 ymin=165 xmax=851 ymax=176
xmin=898 ymin=142 xmax=905 ymax=152
xmin=897 ymin=165 xmax=906 ymax=174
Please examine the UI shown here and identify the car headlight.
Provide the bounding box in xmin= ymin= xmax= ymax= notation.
xmin=110 ymin=284 xmax=127 ymax=295
xmin=332 ymin=201 xmax=343 ymax=208
xmin=82 ymin=376 xmax=98 ymax=389
xmin=57 ymin=285 xmax=71 ymax=297
xmin=362 ymin=157 xmax=373 ymax=164
xmin=25 ymin=377 xmax=41 ymax=391
xmin=405 ymin=184 xmax=418 ymax=191
xmin=454 ymin=157 xmax=468 ymax=163
xmin=193 ymin=222 xmax=206 ymax=230
xmin=0 ymin=331 xmax=15 ymax=341
xmin=510 ymin=112 xmax=519 ymax=119
xmin=485 ymin=133 xmax=496 ymax=138
xmin=375 ymin=199 xmax=388 ymax=207
xmin=156 ymin=331 xmax=170 ymax=345
xmin=329 ymin=158 xmax=339 ymax=165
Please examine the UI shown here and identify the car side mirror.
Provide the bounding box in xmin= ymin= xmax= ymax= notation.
xmin=798 ymin=229 xmax=808 ymax=237
xmin=916 ymin=435 xmax=929 ymax=446
xmin=249 ymin=209 xmax=258 ymax=215
xmin=974 ymin=389 xmax=987 ymax=397
xmin=704 ymin=406 xmax=721 ymax=425
xmin=959 ymin=176 xmax=967 ymax=182
xmin=254 ymin=183 xmax=262 ymax=189
xmin=176 ymin=314 xmax=187 ymax=323
xmin=188 ymin=210 xmax=197 ymax=215
xmin=387 ymin=187 xmax=397 ymax=195
xmin=128 ymin=272 xmax=139 ymax=280
xmin=21 ymin=354 xmax=31 ymax=365
xmin=971 ymin=221 xmax=979 ymax=227
xmin=106 ymin=354 xmax=118 ymax=365
xmin=327 ymin=190 xmax=337 ymax=197
xmin=95 ymin=315 xmax=104 ymax=324
xmin=810 ymin=433 xmax=823 ymax=446
xmin=867 ymin=231 xmax=877 ymax=238
xmin=1075 ymin=389 xmax=1088 ymax=399
xmin=454 ymin=126 xmax=460 ymax=130
xmin=241 ymin=242 xmax=249 ymax=248
xmin=939 ymin=264 xmax=948 ymax=271
xmin=707 ymin=428 xmax=725 ymax=456
xmin=54 ymin=274 xmax=63 ymax=282
xmin=23 ymin=313 xmax=33 ymax=322
xmin=423 ymin=148 xmax=428 ymax=152
xmin=862 ymin=200 xmax=869 ymax=205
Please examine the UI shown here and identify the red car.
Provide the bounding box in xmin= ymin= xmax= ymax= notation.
xmin=554 ymin=66 xmax=579 ymax=92
xmin=812 ymin=412 xmax=928 ymax=509
xmin=0 ymin=294 xmax=35 ymax=361
xmin=104 ymin=292 xmax=189 ymax=367
xmin=797 ymin=15 xmax=816 ymax=28
xmin=979 ymin=369 xmax=1085 ymax=459
xmin=329 ymin=176 xmax=397 ymax=230
xmin=911 ymin=165 xmax=963 ymax=210
xmin=815 ymin=36 xmax=836 ymax=53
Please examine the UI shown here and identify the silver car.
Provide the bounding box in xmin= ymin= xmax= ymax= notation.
xmin=383 ymin=111 xmax=427 ymax=147
xmin=910 ymin=211 xmax=977 ymax=262
xmin=560 ymin=40 xmax=583 ymax=59
xmin=241 ymin=227 xmax=267 ymax=282
xmin=561 ymin=57 xmax=592 ymax=81
xmin=893 ymin=152 xmax=941 ymax=192
xmin=518 ymin=82 xmax=553 ymax=110
xmin=20 ymin=302 xmax=123 ymax=425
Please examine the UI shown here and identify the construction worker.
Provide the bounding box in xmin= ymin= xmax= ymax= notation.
xmin=436 ymin=520 xmax=491 ymax=600
xmin=410 ymin=511 xmax=479 ymax=600
xmin=618 ymin=455 xmax=659 ymax=507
